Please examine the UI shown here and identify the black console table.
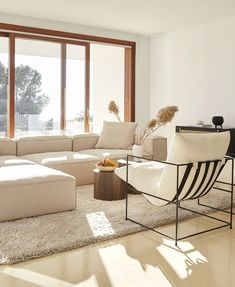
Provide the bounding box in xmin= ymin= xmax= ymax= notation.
xmin=176 ymin=125 xmax=235 ymax=157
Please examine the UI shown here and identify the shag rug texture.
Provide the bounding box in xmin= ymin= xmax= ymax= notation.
xmin=0 ymin=185 xmax=233 ymax=264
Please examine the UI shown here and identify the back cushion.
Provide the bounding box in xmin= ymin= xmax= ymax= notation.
xmin=0 ymin=138 xmax=17 ymax=156
xmin=155 ymin=132 xmax=230 ymax=206
xmin=73 ymin=133 xmax=99 ymax=151
xmin=16 ymin=135 xmax=72 ymax=156
xmin=95 ymin=121 xmax=138 ymax=149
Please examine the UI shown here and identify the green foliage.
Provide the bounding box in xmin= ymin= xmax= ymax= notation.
xmin=0 ymin=62 xmax=8 ymax=114
xmin=0 ymin=62 xmax=49 ymax=114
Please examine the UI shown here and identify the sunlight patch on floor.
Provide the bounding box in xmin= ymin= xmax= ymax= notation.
xmin=98 ymin=244 xmax=173 ymax=287
xmin=86 ymin=211 xmax=116 ymax=237
xmin=156 ymin=239 xmax=208 ymax=279
xmin=1 ymin=268 xmax=99 ymax=287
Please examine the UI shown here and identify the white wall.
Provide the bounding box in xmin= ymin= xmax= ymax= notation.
xmin=151 ymin=16 xmax=235 ymax=144
xmin=0 ymin=12 xmax=150 ymax=126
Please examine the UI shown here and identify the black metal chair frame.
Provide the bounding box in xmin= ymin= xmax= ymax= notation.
xmin=125 ymin=155 xmax=234 ymax=246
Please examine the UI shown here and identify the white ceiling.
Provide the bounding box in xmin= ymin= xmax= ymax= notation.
xmin=0 ymin=0 xmax=235 ymax=35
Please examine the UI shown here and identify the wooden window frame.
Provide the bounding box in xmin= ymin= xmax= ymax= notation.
xmin=0 ymin=23 xmax=136 ymax=137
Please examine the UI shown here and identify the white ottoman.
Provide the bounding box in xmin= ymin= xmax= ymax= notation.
xmin=0 ymin=157 xmax=76 ymax=222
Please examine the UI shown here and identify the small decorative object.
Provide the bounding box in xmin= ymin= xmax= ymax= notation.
xmin=197 ymin=120 xmax=204 ymax=126
xmin=212 ymin=116 xmax=224 ymax=128
xmin=132 ymin=144 xmax=144 ymax=158
xmin=108 ymin=101 xmax=178 ymax=158
xmin=96 ymin=158 xmax=118 ymax=171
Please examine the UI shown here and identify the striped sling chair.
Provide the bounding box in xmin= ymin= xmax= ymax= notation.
xmin=115 ymin=131 xmax=234 ymax=245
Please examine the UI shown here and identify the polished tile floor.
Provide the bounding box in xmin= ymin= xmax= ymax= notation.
xmin=0 ymin=211 xmax=234 ymax=287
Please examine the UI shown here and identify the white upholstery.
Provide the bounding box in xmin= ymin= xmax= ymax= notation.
xmin=0 ymin=137 xmax=16 ymax=156
xmin=22 ymin=151 xmax=100 ymax=185
xmin=80 ymin=148 xmax=151 ymax=159
xmin=95 ymin=121 xmax=138 ymax=149
xmin=73 ymin=133 xmax=99 ymax=151
xmin=115 ymin=132 xmax=230 ymax=206
xmin=80 ymin=148 xmax=130 ymax=159
xmin=16 ymin=135 xmax=72 ymax=156
xmin=115 ymin=161 xmax=165 ymax=194
xmin=22 ymin=151 xmax=99 ymax=165
xmin=0 ymin=155 xmax=34 ymax=167
xmin=0 ymin=133 xmax=168 ymax=221
xmin=0 ymin=160 xmax=76 ymax=222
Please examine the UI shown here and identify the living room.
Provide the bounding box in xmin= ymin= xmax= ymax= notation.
xmin=0 ymin=1 xmax=235 ymax=286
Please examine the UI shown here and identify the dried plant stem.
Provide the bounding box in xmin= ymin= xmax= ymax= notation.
xmin=139 ymin=125 xmax=162 ymax=145
xmin=114 ymin=113 xmax=122 ymax=122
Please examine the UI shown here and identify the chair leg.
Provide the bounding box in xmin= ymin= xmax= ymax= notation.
xmin=125 ymin=195 xmax=128 ymax=220
xmin=175 ymin=200 xmax=179 ymax=246
xmin=125 ymin=184 xmax=128 ymax=220
xmin=230 ymin=187 xmax=233 ymax=229
xmin=230 ymin=159 xmax=234 ymax=229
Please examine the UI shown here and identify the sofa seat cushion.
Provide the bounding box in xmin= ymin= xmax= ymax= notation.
xmin=21 ymin=151 xmax=100 ymax=186
xmin=79 ymin=149 xmax=150 ymax=159
xmin=22 ymin=151 xmax=99 ymax=166
xmin=115 ymin=161 xmax=165 ymax=195
xmin=0 ymin=163 xmax=74 ymax=186
xmin=0 ymin=155 xmax=34 ymax=167
xmin=0 ymin=164 xmax=76 ymax=222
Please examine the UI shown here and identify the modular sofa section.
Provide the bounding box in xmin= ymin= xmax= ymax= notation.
xmin=0 ymin=161 xmax=76 ymax=222
xmin=16 ymin=135 xmax=73 ymax=156
xmin=22 ymin=151 xmax=100 ymax=185
xmin=0 ymin=137 xmax=17 ymax=156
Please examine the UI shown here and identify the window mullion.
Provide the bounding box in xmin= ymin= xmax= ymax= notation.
xmin=61 ymin=43 xmax=66 ymax=130
xmin=8 ymin=33 xmax=15 ymax=138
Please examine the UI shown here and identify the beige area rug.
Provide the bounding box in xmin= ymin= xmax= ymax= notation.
xmin=0 ymin=185 xmax=233 ymax=265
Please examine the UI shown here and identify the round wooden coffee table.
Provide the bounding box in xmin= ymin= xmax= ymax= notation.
xmin=94 ymin=169 xmax=126 ymax=201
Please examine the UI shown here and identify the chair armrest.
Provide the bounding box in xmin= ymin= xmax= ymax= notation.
xmin=143 ymin=135 xmax=167 ymax=160
xmin=72 ymin=133 xmax=100 ymax=151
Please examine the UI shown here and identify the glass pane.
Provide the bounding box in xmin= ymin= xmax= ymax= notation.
xmin=15 ymin=38 xmax=61 ymax=136
xmin=0 ymin=37 xmax=9 ymax=137
xmin=65 ymin=44 xmax=85 ymax=134
xmin=90 ymin=44 xmax=125 ymax=132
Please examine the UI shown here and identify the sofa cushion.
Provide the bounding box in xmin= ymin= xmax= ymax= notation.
xmin=0 ymin=163 xmax=74 ymax=186
xmin=95 ymin=121 xmax=138 ymax=149
xmin=0 ymin=164 xmax=76 ymax=222
xmin=79 ymin=148 xmax=131 ymax=159
xmin=21 ymin=151 xmax=100 ymax=185
xmin=115 ymin=161 xmax=165 ymax=195
xmin=0 ymin=137 xmax=16 ymax=156
xmin=80 ymin=149 xmax=151 ymax=160
xmin=73 ymin=133 xmax=99 ymax=151
xmin=22 ymin=151 xmax=99 ymax=165
xmin=0 ymin=155 xmax=34 ymax=167
xmin=16 ymin=135 xmax=73 ymax=156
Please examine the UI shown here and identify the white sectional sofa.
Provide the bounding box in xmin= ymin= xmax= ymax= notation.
xmin=18 ymin=133 xmax=167 ymax=185
xmin=0 ymin=133 xmax=167 ymax=222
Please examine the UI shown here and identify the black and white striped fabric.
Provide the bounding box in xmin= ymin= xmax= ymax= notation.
xmin=145 ymin=131 xmax=231 ymax=206
xmin=171 ymin=158 xmax=228 ymax=202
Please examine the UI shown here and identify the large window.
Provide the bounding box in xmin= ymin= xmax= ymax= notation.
xmin=15 ymin=38 xmax=61 ymax=136
xmin=0 ymin=24 xmax=135 ymax=138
